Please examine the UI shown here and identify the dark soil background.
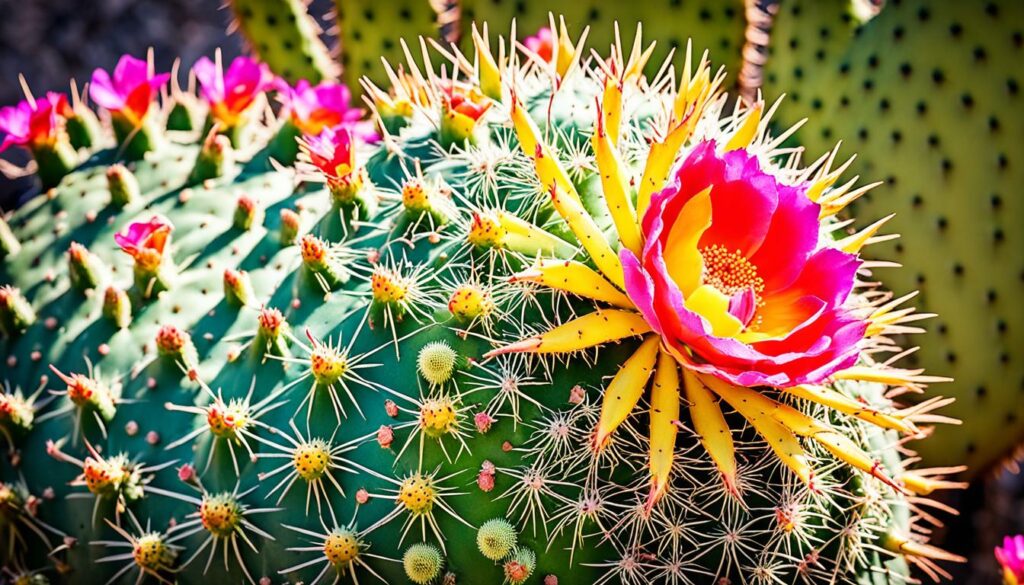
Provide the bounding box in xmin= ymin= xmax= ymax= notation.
xmin=0 ymin=1 xmax=1020 ymax=583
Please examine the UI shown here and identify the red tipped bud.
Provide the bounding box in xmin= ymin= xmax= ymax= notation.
xmin=189 ymin=133 xmax=234 ymax=184
xmin=102 ymin=285 xmax=132 ymax=328
xmin=233 ymin=195 xmax=263 ymax=230
xmin=0 ymin=285 xmax=35 ymax=337
xmin=223 ymin=269 xmax=254 ymax=307
xmin=106 ymin=163 xmax=140 ymax=207
xmin=67 ymin=242 xmax=103 ymax=292
xmin=155 ymin=324 xmax=196 ymax=368
xmin=279 ymin=208 xmax=301 ymax=246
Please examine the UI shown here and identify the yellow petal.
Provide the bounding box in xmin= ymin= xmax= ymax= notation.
xmin=662 ymin=186 xmax=712 ymax=296
xmin=701 ymin=374 xmax=815 ymax=488
xmin=785 ymin=384 xmax=917 ymax=435
xmin=592 ymin=112 xmax=641 ymax=255
xmin=510 ymin=96 xmax=577 ymax=201
xmin=511 ymin=259 xmax=633 ymax=309
xmin=484 ymin=309 xmax=651 ymax=357
xmin=472 ymin=24 xmax=502 ymax=101
xmin=647 ymin=348 xmax=681 ymax=510
xmin=496 ymin=211 xmax=576 ymax=257
xmin=724 ymin=101 xmax=763 ymax=151
xmin=684 ymin=285 xmax=743 ymax=338
xmin=595 ymin=335 xmax=661 ymax=450
xmin=682 ymin=369 xmax=738 ymax=497
xmin=549 ymin=184 xmax=625 ymax=289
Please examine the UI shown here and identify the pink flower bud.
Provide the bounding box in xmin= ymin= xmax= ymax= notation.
xmin=474 ymin=411 xmax=496 ymax=434
xmin=376 ymin=425 xmax=394 ymax=449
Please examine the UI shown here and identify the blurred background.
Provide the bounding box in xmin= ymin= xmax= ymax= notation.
xmin=0 ymin=0 xmax=1020 ymax=582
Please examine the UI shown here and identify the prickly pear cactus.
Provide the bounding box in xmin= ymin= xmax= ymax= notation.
xmin=1 ymin=20 xmax=965 ymax=585
xmin=761 ymin=0 xmax=1024 ymax=476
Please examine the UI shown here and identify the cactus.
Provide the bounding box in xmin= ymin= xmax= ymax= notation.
xmin=0 ymin=19 xmax=967 ymax=585
xmin=227 ymin=0 xmax=338 ymax=84
xmin=761 ymin=0 xmax=1024 ymax=476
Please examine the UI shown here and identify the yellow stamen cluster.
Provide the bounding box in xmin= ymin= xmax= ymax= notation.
xmin=206 ymin=400 xmax=249 ymax=439
xmin=447 ymin=283 xmax=494 ymax=320
xmin=370 ymin=266 xmax=409 ymax=304
xmin=132 ymin=532 xmax=175 ymax=570
xmin=402 ymin=178 xmax=431 ymax=213
xmin=397 ymin=473 xmax=436 ymax=515
xmin=310 ymin=344 xmax=348 ymax=386
xmin=292 ymin=439 xmax=331 ymax=481
xmin=199 ymin=493 xmax=242 ymax=537
xmin=300 ymin=234 xmax=328 ymax=265
xmin=700 ymin=244 xmax=765 ymax=302
xmin=323 ymin=528 xmax=360 ymax=568
xmin=82 ymin=455 xmax=129 ymax=495
xmin=466 ymin=212 xmax=505 ymax=248
xmin=420 ymin=397 xmax=458 ymax=438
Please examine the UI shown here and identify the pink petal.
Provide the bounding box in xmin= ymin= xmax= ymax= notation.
xmin=192 ymin=56 xmax=224 ymax=104
xmin=88 ymin=68 xmax=123 ymax=110
xmin=748 ymin=180 xmax=821 ymax=292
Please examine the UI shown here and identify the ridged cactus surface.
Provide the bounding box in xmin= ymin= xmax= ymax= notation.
xmin=1 ymin=19 xmax=966 ymax=585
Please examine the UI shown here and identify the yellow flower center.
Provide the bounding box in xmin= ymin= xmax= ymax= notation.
xmin=447 ymin=284 xmax=494 ymax=320
xmin=700 ymin=244 xmax=765 ymax=302
xmin=420 ymin=398 xmax=458 ymax=438
xmin=133 ymin=533 xmax=171 ymax=570
xmin=200 ymin=493 xmax=242 ymax=537
xmin=402 ymin=179 xmax=431 ymax=212
xmin=83 ymin=456 xmax=128 ymax=494
xmin=206 ymin=401 xmax=248 ymax=439
xmin=467 ymin=212 xmax=505 ymax=248
xmin=311 ymin=345 xmax=348 ymax=386
xmin=323 ymin=528 xmax=360 ymax=567
xmin=293 ymin=440 xmax=331 ymax=481
xmin=371 ymin=267 xmax=409 ymax=304
xmin=397 ymin=474 xmax=435 ymax=515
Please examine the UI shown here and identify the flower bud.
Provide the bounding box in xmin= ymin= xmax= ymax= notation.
xmin=0 ymin=286 xmax=35 ymax=337
xmin=102 ymin=286 xmax=131 ymax=329
xmin=106 ymin=163 xmax=140 ymax=207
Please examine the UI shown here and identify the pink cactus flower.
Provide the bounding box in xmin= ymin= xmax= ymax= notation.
xmin=193 ymin=55 xmax=274 ymax=127
xmin=997 ymin=535 xmax=1024 ymax=585
xmin=303 ymin=125 xmax=359 ymax=188
xmin=0 ymin=92 xmax=72 ymax=152
xmin=276 ymin=79 xmax=378 ymax=142
xmin=114 ymin=215 xmax=173 ymax=271
xmin=523 ymin=27 xmax=554 ymax=62
xmin=89 ymin=55 xmax=170 ymax=124
xmin=620 ymin=140 xmax=867 ymax=388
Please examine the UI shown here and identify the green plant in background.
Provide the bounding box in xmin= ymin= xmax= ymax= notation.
xmin=761 ymin=0 xmax=1023 ymax=476
xmin=0 ymin=11 xmax=971 ymax=585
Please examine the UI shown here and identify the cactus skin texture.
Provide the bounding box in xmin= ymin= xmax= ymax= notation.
xmin=762 ymin=0 xmax=1024 ymax=476
xmin=0 ymin=19 xmax=966 ymax=585
xmin=228 ymin=0 xmax=338 ymax=84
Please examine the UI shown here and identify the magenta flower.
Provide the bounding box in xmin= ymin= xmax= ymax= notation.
xmin=114 ymin=215 xmax=173 ymax=271
xmin=303 ymin=126 xmax=356 ymax=184
xmin=89 ymin=55 xmax=170 ymax=124
xmin=997 ymin=535 xmax=1024 ymax=585
xmin=620 ymin=140 xmax=867 ymax=388
xmin=523 ymin=27 xmax=554 ymax=62
xmin=0 ymin=92 xmax=72 ymax=152
xmin=276 ymin=79 xmax=377 ymax=141
xmin=193 ymin=55 xmax=273 ymax=127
